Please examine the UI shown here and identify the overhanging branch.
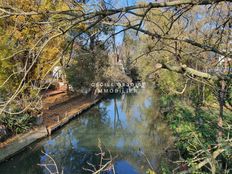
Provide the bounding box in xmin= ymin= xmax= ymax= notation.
xmin=152 ymin=63 xmax=231 ymax=81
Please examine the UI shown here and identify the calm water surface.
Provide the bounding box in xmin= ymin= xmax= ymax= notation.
xmin=0 ymin=88 xmax=173 ymax=174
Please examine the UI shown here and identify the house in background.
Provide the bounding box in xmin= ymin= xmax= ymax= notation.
xmin=52 ymin=66 xmax=64 ymax=81
xmin=44 ymin=66 xmax=67 ymax=91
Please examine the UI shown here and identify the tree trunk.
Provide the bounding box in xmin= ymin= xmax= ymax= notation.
xmin=217 ymin=59 xmax=229 ymax=141
xmin=217 ymin=80 xmax=226 ymax=141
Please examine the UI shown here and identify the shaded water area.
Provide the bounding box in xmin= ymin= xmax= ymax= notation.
xmin=0 ymin=88 xmax=173 ymax=174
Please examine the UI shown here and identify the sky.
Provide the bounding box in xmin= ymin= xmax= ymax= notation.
xmin=112 ymin=0 xmax=156 ymax=45
xmin=107 ymin=0 xmax=140 ymax=45
xmin=87 ymin=0 xmax=157 ymax=45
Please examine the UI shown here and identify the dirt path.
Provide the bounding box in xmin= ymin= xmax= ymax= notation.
xmin=42 ymin=92 xmax=98 ymax=127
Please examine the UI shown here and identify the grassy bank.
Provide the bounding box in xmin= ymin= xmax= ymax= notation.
xmin=159 ymin=95 xmax=232 ymax=174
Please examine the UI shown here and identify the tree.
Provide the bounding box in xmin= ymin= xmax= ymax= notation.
xmin=0 ymin=0 xmax=85 ymax=115
xmin=65 ymin=41 xmax=109 ymax=93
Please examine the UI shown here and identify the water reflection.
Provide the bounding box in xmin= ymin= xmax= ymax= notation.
xmin=0 ymin=88 xmax=173 ymax=174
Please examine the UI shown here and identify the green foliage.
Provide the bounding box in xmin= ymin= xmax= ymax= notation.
xmin=160 ymin=95 xmax=232 ymax=173
xmin=0 ymin=113 xmax=35 ymax=134
xmin=65 ymin=44 xmax=109 ymax=92
xmin=160 ymin=160 xmax=172 ymax=174
xmin=65 ymin=52 xmax=95 ymax=90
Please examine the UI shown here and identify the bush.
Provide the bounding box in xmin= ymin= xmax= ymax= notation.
xmin=0 ymin=113 xmax=35 ymax=134
xmin=161 ymin=97 xmax=232 ymax=173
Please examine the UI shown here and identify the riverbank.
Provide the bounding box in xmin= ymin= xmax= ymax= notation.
xmin=159 ymin=95 xmax=232 ymax=173
xmin=0 ymin=92 xmax=102 ymax=163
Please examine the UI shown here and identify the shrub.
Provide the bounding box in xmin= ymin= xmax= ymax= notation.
xmin=161 ymin=98 xmax=232 ymax=173
xmin=0 ymin=113 xmax=35 ymax=134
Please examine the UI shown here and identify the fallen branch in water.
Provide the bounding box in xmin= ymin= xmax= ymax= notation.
xmin=83 ymin=138 xmax=117 ymax=174
xmin=37 ymin=151 xmax=63 ymax=174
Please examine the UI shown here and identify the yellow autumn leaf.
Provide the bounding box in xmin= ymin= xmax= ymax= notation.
xmin=146 ymin=169 xmax=156 ymax=174
xmin=31 ymin=15 xmax=41 ymax=21
xmin=14 ymin=30 xmax=22 ymax=39
xmin=54 ymin=1 xmax=70 ymax=11
xmin=78 ymin=23 xmax=86 ymax=30
xmin=10 ymin=15 xmax=17 ymax=21
xmin=17 ymin=15 xmax=25 ymax=23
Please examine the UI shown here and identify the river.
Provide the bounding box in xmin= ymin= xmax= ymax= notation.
xmin=0 ymin=88 xmax=173 ymax=174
